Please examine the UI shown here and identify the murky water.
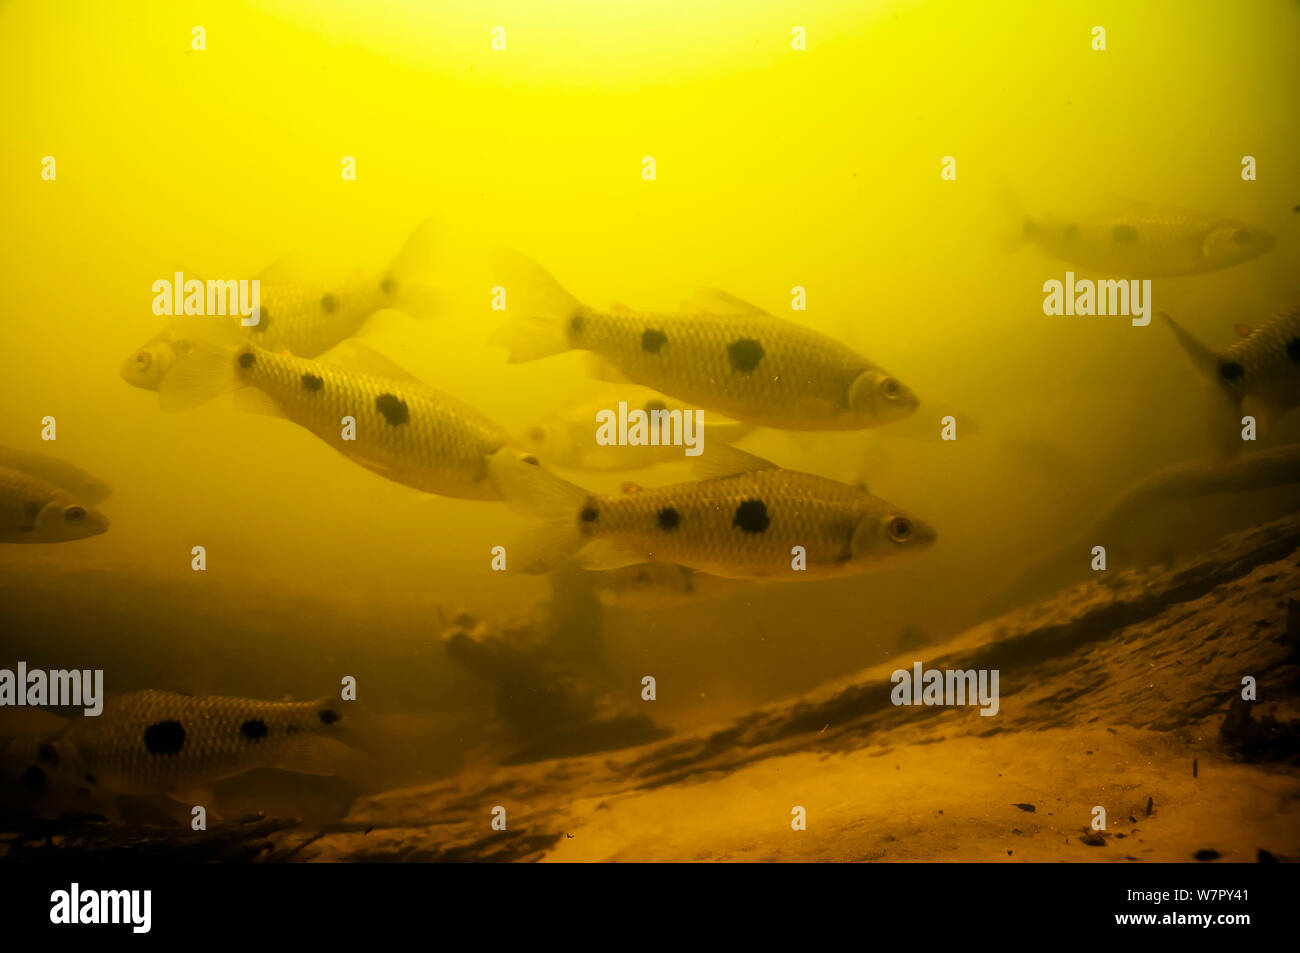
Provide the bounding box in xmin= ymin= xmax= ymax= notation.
xmin=1 ymin=0 xmax=1297 ymax=859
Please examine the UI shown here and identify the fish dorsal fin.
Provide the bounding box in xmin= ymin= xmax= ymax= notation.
xmin=609 ymin=302 xmax=634 ymax=316
xmin=688 ymin=288 xmax=770 ymax=316
xmin=317 ymin=340 xmax=420 ymax=383
xmin=691 ymin=444 xmax=778 ymax=480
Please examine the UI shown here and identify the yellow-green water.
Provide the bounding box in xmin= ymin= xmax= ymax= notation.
xmin=0 ymin=0 xmax=1297 ymax=846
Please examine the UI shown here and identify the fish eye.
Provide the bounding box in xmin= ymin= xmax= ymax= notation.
xmin=881 ymin=377 xmax=901 ymax=399
xmin=1232 ymin=229 xmax=1252 ymax=245
xmin=888 ymin=516 xmax=912 ymax=542
xmin=64 ymin=506 xmax=86 ymax=523
xmin=134 ymin=351 xmax=152 ymax=369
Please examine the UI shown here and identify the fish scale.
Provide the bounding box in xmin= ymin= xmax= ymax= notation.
xmin=247 ymin=270 xmax=393 ymax=357
xmin=572 ymin=308 xmax=872 ymax=429
xmin=491 ymin=250 xmax=918 ymax=430
xmin=1224 ymin=305 xmax=1300 ymax=407
xmin=235 ymin=345 xmax=511 ymax=499
xmin=577 ymin=469 xmax=914 ymax=579
xmin=65 ymin=690 xmax=345 ymax=796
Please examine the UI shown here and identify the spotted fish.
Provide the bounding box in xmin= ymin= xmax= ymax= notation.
xmin=121 ymin=219 xmax=439 ymax=392
xmin=158 ymin=327 xmax=525 ymax=501
xmin=0 ymin=465 xmax=109 ymax=543
xmin=489 ymin=250 xmax=918 ymax=431
xmin=519 ymin=385 xmax=752 ymax=470
xmin=0 ymin=446 xmax=111 ymax=503
xmin=1020 ymin=199 xmax=1274 ymax=277
xmin=58 ymin=690 xmax=352 ymax=800
xmin=1164 ymin=305 xmax=1300 ymax=435
xmin=495 ymin=445 xmax=936 ymax=580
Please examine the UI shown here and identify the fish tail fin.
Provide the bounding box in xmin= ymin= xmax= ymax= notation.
xmin=1162 ymin=312 xmax=1225 ymax=381
xmin=386 ymin=217 xmax=442 ymax=319
xmin=1161 ymin=313 xmax=1244 ymax=456
xmin=487 ymin=448 xmax=591 ymax=573
xmin=488 ymin=248 xmax=585 ymax=362
xmin=157 ymin=333 xmax=247 ymax=413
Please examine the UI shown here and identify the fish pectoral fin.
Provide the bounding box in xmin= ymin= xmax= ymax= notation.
xmin=690 ymin=444 xmax=778 ymax=480
xmin=167 ymin=787 xmax=216 ymax=808
xmin=688 ymin=287 xmax=770 ymax=316
xmin=579 ymin=539 xmax=652 ymax=572
xmin=231 ymin=387 xmax=286 ymax=418
xmin=317 ymin=340 xmax=422 ymax=383
xmin=275 ymin=736 xmax=344 ymax=777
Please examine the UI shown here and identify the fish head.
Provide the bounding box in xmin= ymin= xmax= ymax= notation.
xmin=516 ymin=416 xmax=576 ymax=464
xmin=848 ymin=369 xmax=919 ymax=424
xmin=32 ymin=495 xmax=110 ymax=542
xmin=120 ymin=337 xmax=181 ymax=392
xmin=1201 ymin=223 xmax=1275 ymax=269
xmin=850 ymin=501 xmax=937 ymax=565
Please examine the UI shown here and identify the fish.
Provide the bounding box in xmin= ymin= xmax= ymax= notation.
xmin=585 ymin=561 xmax=748 ymax=608
xmin=121 ymin=219 xmax=440 ymax=392
xmin=489 ymin=250 xmax=919 ymax=431
xmin=0 ymin=465 xmax=110 ymax=543
xmin=0 ymin=446 xmax=111 ymax=503
xmin=494 ymin=445 xmax=936 ymax=580
xmin=1019 ymin=199 xmax=1274 ymax=277
xmin=518 ymin=385 xmax=753 ymax=470
xmin=157 ymin=327 xmax=527 ymax=501
xmin=1163 ymin=305 xmax=1300 ymax=434
xmin=58 ymin=690 xmax=354 ymax=801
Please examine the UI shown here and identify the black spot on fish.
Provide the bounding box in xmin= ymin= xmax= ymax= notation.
xmin=522 ymin=455 xmax=539 ymax=466
xmin=727 ymin=339 xmax=765 ymax=373
xmin=144 ymin=720 xmax=186 ymax=755
xmin=84 ymin=772 xmax=96 ymax=785
xmin=1063 ymin=224 xmax=1078 ymax=240
xmin=1112 ymin=224 xmax=1139 ymax=243
xmin=319 ymin=708 xmax=340 ymax=725
xmin=657 ymin=507 xmax=680 ymax=531
xmin=642 ymin=329 xmax=668 ymax=354
xmin=238 ymin=350 xmax=256 ymax=369
xmin=321 ymin=293 xmax=338 ymax=313
xmin=732 ymin=499 xmax=770 ymax=533
xmin=23 ymin=502 xmax=40 ymax=521
xmin=301 ymin=373 xmax=323 ymax=392
xmin=241 ymin=719 xmax=268 ymax=741
xmin=37 ymin=743 xmax=59 ymax=767
xmin=1219 ymin=361 xmax=1245 ymax=382
xmin=375 ymin=393 xmax=409 ymax=426
xmin=1232 ymin=229 xmax=1253 ymax=246
xmin=380 ymin=276 xmax=396 ymax=296
xmin=251 ymin=308 xmax=270 ymax=332
xmin=22 ymin=765 xmax=45 ymax=792
xmin=645 ymin=399 xmax=667 ymax=414
xmin=1287 ymin=337 xmax=1300 ymax=361
xmin=581 ymin=506 xmax=599 ymax=523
